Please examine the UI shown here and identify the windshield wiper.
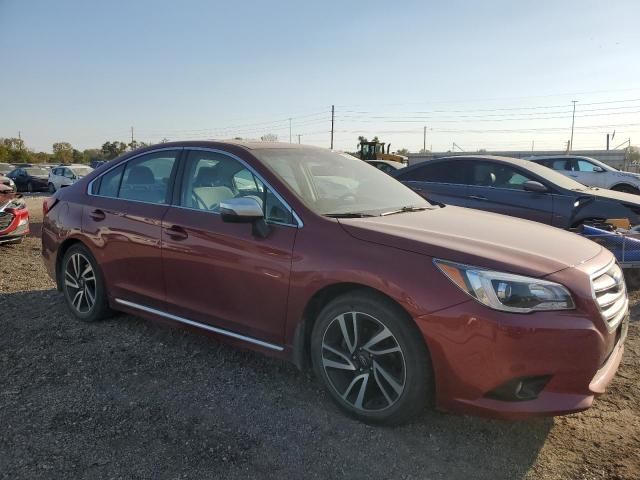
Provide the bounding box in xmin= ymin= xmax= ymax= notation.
xmin=324 ymin=212 xmax=377 ymax=218
xmin=380 ymin=206 xmax=430 ymax=216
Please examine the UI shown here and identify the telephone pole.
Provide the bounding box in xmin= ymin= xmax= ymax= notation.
xmin=296 ymin=134 xmax=302 ymax=144
xmin=289 ymin=118 xmax=292 ymax=143
xmin=570 ymin=100 xmax=577 ymax=151
xmin=130 ymin=126 xmax=134 ymax=145
xmin=423 ymin=126 xmax=426 ymax=152
xmin=18 ymin=131 xmax=22 ymax=150
xmin=330 ymin=105 xmax=335 ymax=149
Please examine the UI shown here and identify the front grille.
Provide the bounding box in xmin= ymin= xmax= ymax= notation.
xmin=0 ymin=211 xmax=14 ymax=231
xmin=592 ymin=263 xmax=628 ymax=331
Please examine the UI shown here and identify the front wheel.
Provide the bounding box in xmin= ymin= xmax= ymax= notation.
xmin=311 ymin=290 xmax=432 ymax=425
xmin=61 ymin=244 xmax=112 ymax=322
xmin=27 ymin=182 xmax=34 ymax=193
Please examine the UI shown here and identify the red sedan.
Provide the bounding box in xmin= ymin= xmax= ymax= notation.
xmin=0 ymin=185 xmax=29 ymax=245
xmin=41 ymin=141 xmax=627 ymax=424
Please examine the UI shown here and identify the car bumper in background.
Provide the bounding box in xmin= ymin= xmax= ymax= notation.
xmin=0 ymin=207 xmax=30 ymax=243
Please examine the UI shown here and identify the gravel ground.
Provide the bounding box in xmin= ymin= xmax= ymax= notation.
xmin=0 ymin=194 xmax=638 ymax=480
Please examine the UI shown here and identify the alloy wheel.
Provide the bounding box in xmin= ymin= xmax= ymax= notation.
xmin=64 ymin=253 xmax=97 ymax=314
xmin=321 ymin=311 xmax=406 ymax=412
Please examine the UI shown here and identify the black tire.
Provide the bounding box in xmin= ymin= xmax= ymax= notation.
xmin=311 ymin=289 xmax=432 ymax=425
xmin=611 ymin=184 xmax=639 ymax=194
xmin=27 ymin=182 xmax=34 ymax=193
xmin=61 ymin=244 xmax=112 ymax=322
xmin=48 ymin=183 xmax=56 ymax=194
xmin=624 ymin=269 xmax=640 ymax=291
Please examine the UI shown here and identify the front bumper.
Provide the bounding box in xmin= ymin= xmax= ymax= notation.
xmin=416 ymin=300 xmax=627 ymax=420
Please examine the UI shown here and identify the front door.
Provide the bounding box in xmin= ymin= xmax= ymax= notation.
xmin=466 ymin=161 xmax=554 ymax=225
xmin=161 ymin=149 xmax=298 ymax=346
xmin=83 ymin=149 xmax=180 ymax=309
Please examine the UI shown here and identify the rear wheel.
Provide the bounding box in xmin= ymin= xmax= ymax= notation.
xmin=311 ymin=290 xmax=432 ymax=425
xmin=48 ymin=183 xmax=56 ymax=193
xmin=27 ymin=182 xmax=34 ymax=193
xmin=611 ymin=184 xmax=639 ymax=194
xmin=61 ymin=244 xmax=111 ymax=322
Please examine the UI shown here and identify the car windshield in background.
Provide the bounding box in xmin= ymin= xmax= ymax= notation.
xmin=71 ymin=167 xmax=93 ymax=176
xmin=25 ymin=168 xmax=48 ymax=176
xmin=256 ymin=148 xmax=431 ymax=216
xmin=524 ymin=161 xmax=593 ymax=190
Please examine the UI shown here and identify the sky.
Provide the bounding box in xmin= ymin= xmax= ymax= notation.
xmin=1 ymin=0 xmax=640 ymax=153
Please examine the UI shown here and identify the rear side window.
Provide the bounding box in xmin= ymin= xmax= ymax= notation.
xmin=398 ymin=160 xmax=471 ymax=184
xmin=118 ymin=152 xmax=178 ymax=204
xmin=97 ymin=164 xmax=125 ymax=197
xmin=94 ymin=151 xmax=179 ymax=203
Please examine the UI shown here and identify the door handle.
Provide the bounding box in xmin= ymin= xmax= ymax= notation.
xmin=164 ymin=225 xmax=188 ymax=240
xmin=468 ymin=195 xmax=488 ymax=201
xmin=89 ymin=209 xmax=106 ymax=221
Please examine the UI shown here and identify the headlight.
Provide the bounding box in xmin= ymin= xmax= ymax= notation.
xmin=434 ymin=259 xmax=575 ymax=313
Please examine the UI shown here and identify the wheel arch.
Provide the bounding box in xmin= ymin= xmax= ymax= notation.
xmin=609 ymin=182 xmax=639 ymax=192
xmin=291 ymin=282 xmax=420 ymax=370
xmin=54 ymin=237 xmax=87 ymax=291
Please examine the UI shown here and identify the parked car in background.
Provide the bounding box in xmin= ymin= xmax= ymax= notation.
xmin=48 ymin=164 xmax=94 ymax=192
xmin=0 ymin=187 xmax=29 ymax=244
xmin=42 ymin=141 xmax=626 ymax=424
xmin=527 ymin=155 xmax=640 ymax=194
xmin=6 ymin=166 xmax=50 ymax=192
xmin=90 ymin=159 xmax=107 ymax=169
xmin=1 ymin=174 xmax=16 ymax=192
xmin=366 ymin=160 xmax=405 ymax=175
xmin=394 ymin=155 xmax=640 ymax=229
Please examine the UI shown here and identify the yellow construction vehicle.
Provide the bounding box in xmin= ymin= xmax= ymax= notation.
xmin=358 ymin=139 xmax=407 ymax=164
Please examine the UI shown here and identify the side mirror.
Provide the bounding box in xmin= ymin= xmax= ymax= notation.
xmin=220 ymin=196 xmax=269 ymax=238
xmin=523 ymin=180 xmax=549 ymax=193
xmin=593 ymin=166 xmax=604 ymax=173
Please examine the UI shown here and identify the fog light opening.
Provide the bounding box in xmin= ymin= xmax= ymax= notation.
xmin=485 ymin=375 xmax=551 ymax=402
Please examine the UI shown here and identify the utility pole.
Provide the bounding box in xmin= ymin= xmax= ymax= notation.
xmin=606 ymin=134 xmax=610 ymax=150
xmin=296 ymin=134 xmax=302 ymax=144
xmin=330 ymin=105 xmax=335 ymax=150
xmin=570 ymin=100 xmax=577 ymax=151
xmin=423 ymin=126 xmax=426 ymax=152
xmin=130 ymin=126 xmax=134 ymax=146
xmin=18 ymin=131 xmax=22 ymax=150
xmin=531 ymin=140 xmax=534 ymax=152
xmin=289 ymin=118 xmax=292 ymax=143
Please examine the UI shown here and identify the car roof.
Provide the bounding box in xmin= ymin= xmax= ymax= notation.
xmin=423 ymin=154 xmax=532 ymax=167
xmin=135 ymin=140 xmax=330 ymax=153
xmin=366 ymin=160 xmax=402 ymax=168
xmin=527 ymin=155 xmax=596 ymax=161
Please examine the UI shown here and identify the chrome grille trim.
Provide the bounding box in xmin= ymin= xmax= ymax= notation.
xmin=591 ymin=262 xmax=628 ymax=331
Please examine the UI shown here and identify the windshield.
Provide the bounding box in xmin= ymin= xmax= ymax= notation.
xmin=71 ymin=166 xmax=93 ymax=176
xmin=522 ymin=160 xmax=595 ymax=190
xmin=25 ymin=167 xmax=48 ymax=176
xmin=256 ymin=148 xmax=431 ymax=216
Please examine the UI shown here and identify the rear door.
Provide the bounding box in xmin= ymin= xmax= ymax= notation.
xmin=84 ymin=149 xmax=181 ymax=309
xmin=466 ymin=160 xmax=554 ymax=224
xmin=396 ymin=159 xmax=471 ymax=207
xmin=161 ymin=149 xmax=298 ymax=346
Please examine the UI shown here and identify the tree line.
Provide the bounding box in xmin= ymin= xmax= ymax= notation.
xmin=0 ymin=138 xmax=158 ymax=165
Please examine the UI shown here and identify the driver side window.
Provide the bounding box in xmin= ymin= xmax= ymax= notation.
xmin=180 ymin=151 xmax=294 ymax=225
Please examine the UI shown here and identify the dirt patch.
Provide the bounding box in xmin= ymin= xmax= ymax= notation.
xmin=0 ymin=194 xmax=638 ymax=479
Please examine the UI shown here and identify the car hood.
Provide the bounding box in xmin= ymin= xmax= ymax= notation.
xmin=338 ymin=206 xmax=603 ymax=277
xmin=576 ymin=187 xmax=640 ymax=204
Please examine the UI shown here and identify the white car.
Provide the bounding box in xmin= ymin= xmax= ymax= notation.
xmin=527 ymin=155 xmax=640 ymax=194
xmin=48 ymin=164 xmax=93 ymax=193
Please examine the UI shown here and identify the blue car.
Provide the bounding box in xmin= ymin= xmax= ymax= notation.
xmin=393 ymin=155 xmax=640 ymax=229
